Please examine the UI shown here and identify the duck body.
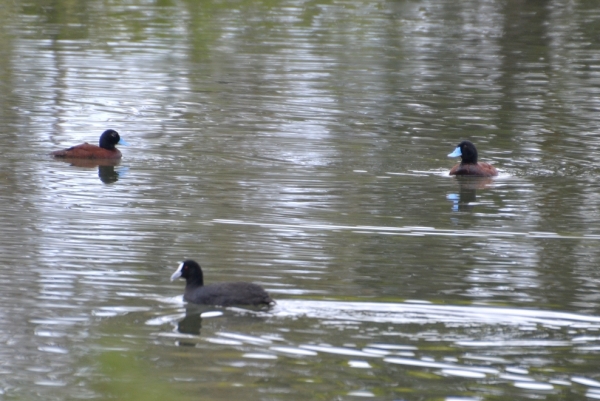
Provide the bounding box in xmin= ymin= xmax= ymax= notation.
xmin=51 ymin=129 xmax=124 ymax=159
xmin=449 ymin=162 xmax=498 ymax=177
xmin=171 ymin=260 xmax=274 ymax=307
xmin=183 ymin=281 xmax=273 ymax=306
xmin=51 ymin=143 xmax=122 ymax=159
xmin=448 ymin=140 xmax=498 ymax=177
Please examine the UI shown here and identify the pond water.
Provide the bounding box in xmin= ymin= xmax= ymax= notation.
xmin=1 ymin=0 xmax=600 ymax=399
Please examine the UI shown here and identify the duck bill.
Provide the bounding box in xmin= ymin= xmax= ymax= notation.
xmin=448 ymin=147 xmax=462 ymax=158
xmin=118 ymin=139 xmax=130 ymax=146
xmin=170 ymin=262 xmax=184 ymax=281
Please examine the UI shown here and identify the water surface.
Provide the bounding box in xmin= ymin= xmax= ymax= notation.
xmin=1 ymin=0 xmax=600 ymax=399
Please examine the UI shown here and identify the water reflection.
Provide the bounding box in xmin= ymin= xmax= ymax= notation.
xmin=176 ymin=304 xmax=275 ymax=338
xmin=97 ymin=165 xmax=120 ymax=184
xmin=176 ymin=305 xmax=206 ymax=336
xmin=50 ymin=158 xmax=124 ymax=183
xmin=447 ymin=176 xmax=495 ymax=212
xmin=144 ymin=299 xmax=600 ymax=399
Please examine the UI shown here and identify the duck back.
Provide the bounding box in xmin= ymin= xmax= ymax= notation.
xmin=185 ymin=282 xmax=274 ymax=306
xmin=51 ymin=143 xmax=122 ymax=159
xmin=450 ymin=162 xmax=498 ymax=177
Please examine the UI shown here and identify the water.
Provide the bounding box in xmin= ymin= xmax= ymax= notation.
xmin=1 ymin=0 xmax=600 ymax=399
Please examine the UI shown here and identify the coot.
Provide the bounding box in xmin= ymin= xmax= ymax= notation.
xmin=170 ymin=260 xmax=275 ymax=306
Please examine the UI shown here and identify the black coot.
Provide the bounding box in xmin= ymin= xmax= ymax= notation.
xmin=170 ymin=260 xmax=275 ymax=306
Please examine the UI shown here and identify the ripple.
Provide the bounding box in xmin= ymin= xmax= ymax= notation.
xmin=216 ymin=332 xmax=273 ymax=345
xmin=440 ymin=369 xmax=486 ymax=379
xmin=211 ymin=219 xmax=600 ymax=240
xmin=348 ymin=360 xmax=372 ymax=369
xmin=270 ymin=346 xmax=318 ymax=357
xmin=572 ymin=376 xmax=600 ymax=388
xmin=273 ymin=300 xmax=600 ymax=328
xmin=299 ymin=344 xmax=380 ymax=358
xmin=34 ymin=381 xmax=67 ymax=387
xmin=242 ymin=353 xmax=278 ymax=360
xmin=384 ymin=357 xmax=499 ymax=375
xmin=37 ymin=346 xmax=69 ymax=354
xmin=513 ymin=382 xmax=554 ymax=391
xmin=347 ymin=390 xmax=375 ymax=397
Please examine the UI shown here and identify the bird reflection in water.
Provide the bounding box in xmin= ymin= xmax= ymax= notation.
xmin=177 ymin=304 xmax=207 ymax=337
xmin=52 ymin=158 xmax=126 ymax=184
xmin=447 ymin=176 xmax=494 ymax=212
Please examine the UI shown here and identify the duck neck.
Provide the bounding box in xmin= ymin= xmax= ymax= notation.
xmin=99 ymin=138 xmax=116 ymax=150
xmin=186 ymin=271 xmax=204 ymax=288
xmin=461 ymin=149 xmax=478 ymax=164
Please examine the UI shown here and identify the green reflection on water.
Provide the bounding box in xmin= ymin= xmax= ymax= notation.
xmin=94 ymin=351 xmax=177 ymax=401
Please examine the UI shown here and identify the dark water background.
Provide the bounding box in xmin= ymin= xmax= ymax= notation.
xmin=1 ymin=0 xmax=600 ymax=399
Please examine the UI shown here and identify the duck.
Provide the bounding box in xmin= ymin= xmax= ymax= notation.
xmin=51 ymin=129 xmax=126 ymax=159
xmin=448 ymin=140 xmax=498 ymax=177
xmin=170 ymin=260 xmax=275 ymax=306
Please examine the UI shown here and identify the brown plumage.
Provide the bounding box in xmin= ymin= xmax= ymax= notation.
xmin=51 ymin=129 xmax=124 ymax=159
